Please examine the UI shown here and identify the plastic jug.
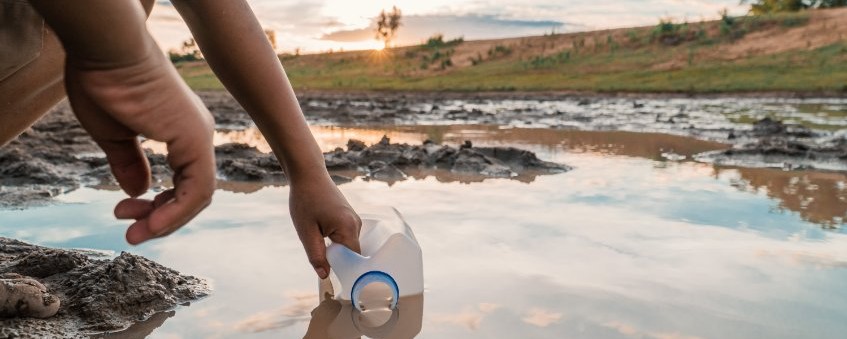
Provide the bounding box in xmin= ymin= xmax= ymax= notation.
xmin=324 ymin=207 xmax=424 ymax=315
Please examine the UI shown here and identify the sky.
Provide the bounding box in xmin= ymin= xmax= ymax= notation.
xmin=149 ymin=0 xmax=750 ymax=54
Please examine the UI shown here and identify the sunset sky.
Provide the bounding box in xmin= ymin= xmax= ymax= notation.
xmin=150 ymin=0 xmax=749 ymax=53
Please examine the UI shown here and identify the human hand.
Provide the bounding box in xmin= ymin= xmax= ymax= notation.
xmin=289 ymin=177 xmax=362 ymax=279
xmin=64 ymin=53 xmax=216 ymax=245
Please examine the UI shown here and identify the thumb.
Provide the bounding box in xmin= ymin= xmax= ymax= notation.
xmin=299 ymin=226 xmax=331 ymax=279
xmin=98 ymin=138 xmax=151 ymax=197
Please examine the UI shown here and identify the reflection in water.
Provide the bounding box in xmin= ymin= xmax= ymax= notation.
xmin=97 ymin=310 xmax=174 ymax=339
xmin=305 ymin=295 xmax=424 ymax=339
xmin=233 ymin=293 xmax=424 ymax=339
xmin=719 ymin=167 xmax=847 ymax=228
xmin=207 ymin=124 xmax=844 ymax=229
xmin=203 ymin=124 xmax=730 ymax=158
xmin=521 ymin=308 xmax=563 ymax=328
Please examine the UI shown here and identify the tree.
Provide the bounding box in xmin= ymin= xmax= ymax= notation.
xmin=375 ymin=6 xmax=402 ymax=49
xmin=740 ymin=0 xmax=846 ymax=14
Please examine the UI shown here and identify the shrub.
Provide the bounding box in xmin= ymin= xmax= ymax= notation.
xmin=719 ymin=9 xmax=742 ymax=38
xmin=469 ymin=52 xmax=484 ymax=66
xmin=423 ymin=34 xmax=464 ymax=50
xmin=488 ymin=44 xmax=513 ymax=58
xmin=651 ymin=18 xmax=687 ymax=45
xmin=526 ymin=51 xmax=571 ymax=69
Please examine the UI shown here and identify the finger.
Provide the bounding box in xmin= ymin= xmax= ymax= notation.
xmin=114 ymin=198 xmax=154 ymax=220
xmin=327 ymin=227 xmax=362 ymax=255
xmin=125 ymin=218 xmax=156 ymax=245
xmin=325 ymin=212 xmax=363 ymax=254
xmin=297 ymin=224 xmax=331 ymax=279
xmin=98 ymin=138 xmax=151 ymax=197
xmin=153 ymin=189 xmax=176 ymax=208
xmin=145 ymin=176 xmax=213 ymax=237
xmin=146 ymin=133 xmax=216 ymax=237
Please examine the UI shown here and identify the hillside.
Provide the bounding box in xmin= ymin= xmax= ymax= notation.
xmin=178 ymin=8 xmax=847 ymax=93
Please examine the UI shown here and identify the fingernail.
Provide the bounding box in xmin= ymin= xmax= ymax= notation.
xmin=315 ymin=267 xmax=327 ymax=279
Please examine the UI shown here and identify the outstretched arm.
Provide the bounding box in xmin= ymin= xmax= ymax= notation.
xmin=28 ymin=0 xmax=216 ymax=244
xmin=171 ymin=0 xmax=361 ymax=278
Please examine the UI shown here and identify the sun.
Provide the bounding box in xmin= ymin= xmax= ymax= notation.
xmin=363 ymin=39 xmax=386 ymax=52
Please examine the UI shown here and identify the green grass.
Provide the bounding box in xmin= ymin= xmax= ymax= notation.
xmin=177 ymin=11 xmax=847 ymax=93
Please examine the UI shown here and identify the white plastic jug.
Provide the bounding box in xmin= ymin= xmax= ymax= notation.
xmin=324 ymin=206 xmax=424 ymax=314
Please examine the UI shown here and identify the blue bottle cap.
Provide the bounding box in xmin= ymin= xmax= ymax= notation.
xmin=351 ymin=271 xmax=399 ymax=311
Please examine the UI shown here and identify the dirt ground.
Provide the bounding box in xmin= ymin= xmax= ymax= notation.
xmin=0 ymin=237 xmax=208 ymax=338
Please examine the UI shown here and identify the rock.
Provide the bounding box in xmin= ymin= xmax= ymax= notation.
xmin=0 ymin=274 xmax=61 ymax=319
xmin=750 ymin=117 xmax=816 ymax=139
xmin=347 ymin=139 xmax=367 ymax=152
xmin=452 ymin=149 xmax=509 ymax=177
xmin=475 ymin=147 xmax=570 ymax=173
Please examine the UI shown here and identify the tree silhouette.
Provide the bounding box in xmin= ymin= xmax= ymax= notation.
xmin=375 ymin=6 xmax=402 ymax=49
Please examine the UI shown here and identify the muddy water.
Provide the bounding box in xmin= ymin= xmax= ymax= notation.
xmin=2 ymin=125 xmax=847 ymax=338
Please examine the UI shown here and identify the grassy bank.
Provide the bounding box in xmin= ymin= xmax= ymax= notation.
xmin=178 ymin=9 xmax=847 ymax=93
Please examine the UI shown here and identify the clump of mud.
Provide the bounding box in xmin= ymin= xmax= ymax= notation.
xmin=214 ymin=143 xmax=286 ymax=182
xmin=697 ymin=118 xmax=847 ymax=171
xmin=325 ymin=136 xmax=570 ymax=181
xmin=0 ymin=237 xmax=209 ymax=338
xmin=214 ymin=136 xmax=571 ymax=185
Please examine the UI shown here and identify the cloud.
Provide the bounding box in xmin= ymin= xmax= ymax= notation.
xmin=147 ymin=0 xmax=748 ymax=52
xmin=320 ymin=14 xmax=566 ymax=45
xmin=320 ymin=27 xmax=373 ymax=43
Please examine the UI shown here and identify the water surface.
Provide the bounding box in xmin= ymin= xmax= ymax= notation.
xmin=2 ymin=125 xmax=846 ymax=339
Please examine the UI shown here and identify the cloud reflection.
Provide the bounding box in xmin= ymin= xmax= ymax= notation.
xmin=428 ymin=303 xmax=500 ymax=331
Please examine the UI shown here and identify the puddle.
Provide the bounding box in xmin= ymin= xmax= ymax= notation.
xmin=2 ymin=125 xmax=847 ymax=338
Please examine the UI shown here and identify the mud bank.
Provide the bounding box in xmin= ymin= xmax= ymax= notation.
xmin=195 ymin=91 xmax=847 ymax=171
xmin=0 ymin=237 xmax=208 ymax=338
xmin=2 ymin=92 xmax=844 ymax=207
xmin=0 ymin=99 xmax=571 ymax=207
xmin=0 ymin=104 xmax=99 ymax=208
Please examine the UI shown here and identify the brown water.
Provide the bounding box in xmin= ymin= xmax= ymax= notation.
xmin=3 ymin=125 xmax=847 ymax=339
